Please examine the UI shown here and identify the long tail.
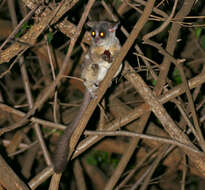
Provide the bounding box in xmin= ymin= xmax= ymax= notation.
xmin=53 ymin=90 xmax=91 ymax=173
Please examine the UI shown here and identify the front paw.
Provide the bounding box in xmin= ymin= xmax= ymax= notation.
xmin=88 ymin=83 xmax=99 ymax=99
xmin=101 ymin=50 xmax=113 ymax=63
xmin=89 ymin=89 xmax=98 ymax=99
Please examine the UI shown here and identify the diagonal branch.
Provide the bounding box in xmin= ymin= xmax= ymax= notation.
xmin=124 ymin=63 xmax=205 ymax=177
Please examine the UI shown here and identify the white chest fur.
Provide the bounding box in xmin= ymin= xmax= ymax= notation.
xmin=97 ymin=61 xmax=111 ymax=82
xmin=97 ymin=60 xmax=122 ymax=82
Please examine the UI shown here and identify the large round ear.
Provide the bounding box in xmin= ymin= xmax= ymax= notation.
xmin=108 ymin=22 xmax=120 ymax=33
xmin=86 ymin=21 xmax=97 ymax=28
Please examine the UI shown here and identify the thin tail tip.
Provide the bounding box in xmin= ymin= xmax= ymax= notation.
xmin=52 ymin=147 xmax=68 ymax=173
xmin=53 ymin=161 xmax=67 ymax=173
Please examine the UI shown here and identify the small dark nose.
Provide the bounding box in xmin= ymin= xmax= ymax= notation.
xmin=95 ymin=37 xmax=100 ymax=43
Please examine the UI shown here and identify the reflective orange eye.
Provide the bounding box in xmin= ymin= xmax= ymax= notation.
xmin=91 ymin=31 xmax=95 ymax=37
xmin=100 ymin=32 xmax=104 ymax=38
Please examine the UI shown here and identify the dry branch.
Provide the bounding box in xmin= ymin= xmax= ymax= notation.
xmin=0 ymin=0 xmax=205 ymax=189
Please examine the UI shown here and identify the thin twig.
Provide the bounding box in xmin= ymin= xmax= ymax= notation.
xmin=84 ymin=130 xmax=204 ymax=157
